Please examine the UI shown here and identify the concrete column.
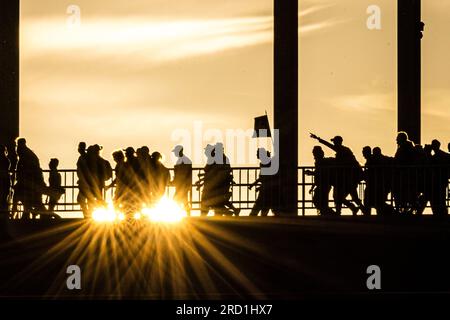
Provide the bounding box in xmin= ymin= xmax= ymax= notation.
xmin=274 ymin=0 xmax=298 ymax=215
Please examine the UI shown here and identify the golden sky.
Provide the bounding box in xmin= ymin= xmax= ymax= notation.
xmin=20 ymin=0 xmax=450 ymax=168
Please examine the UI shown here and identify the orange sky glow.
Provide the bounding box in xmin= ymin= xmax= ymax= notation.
xmin=19 ymin=0 xmax=450 ymax=168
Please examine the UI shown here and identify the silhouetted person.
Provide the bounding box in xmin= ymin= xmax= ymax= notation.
xmin=171 ymin=145 xmax=192 ymax=215
xmin=137 ymin=146 xmax=153 ymax=204
xmin=196 ymin=144 xmax=215 ymax=216
xmin=393 ymin=132 xmax=418 ymax=214
xmin=310 ymin=134 xmax=363 ymax=215
xmin=151 ymin=152 xmax=170 ymax=201
xmin=0 ymin=145 xmax=10 ymax=216
xmin=122 ymin=147 xmax=141 ymax=215
xmin=14 ymin=138 xmax=46 ymax=219
xmin=249 ymin=148 xmax=278 ymax=216
xmin=76 ymin=142 xmax=88 ymax=217
xmin=196 ymin=144 xmax=236 ymax=216
xmin=305 ymin=146 xmax=335 ymax=216
xmin=47 ymin=158 xmax=64 ymax=215
xmin=361 ymin=146 xmax=375 ymax=216
xmin=84 ymin=145 xmax=112 ymax=216
xmin=108 ymin=150 xmax=127 ymax=210
xmin=214 ymin=143 xmax=239 ymax=216
xmin=371 ymin=147 xmax=395 ymax=216
xmin=430 ymin=139 xmax=450 ymax=217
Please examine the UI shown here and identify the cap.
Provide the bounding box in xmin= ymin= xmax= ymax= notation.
xmin=331 ymin=136 xmax=343 ymax=143
xmin=172 ymin=145 xmax=183 ymax=153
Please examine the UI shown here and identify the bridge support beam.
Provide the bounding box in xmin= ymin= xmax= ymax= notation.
xmin=0 ymin=0 xmax=20 ymax=147
xmin=274 ymin=0 xmax=298 ymax=215
xmin=398 ymin=0 xmax=422 ymax=144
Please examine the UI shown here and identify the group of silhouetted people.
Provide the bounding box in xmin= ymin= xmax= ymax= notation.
xmin=76 ymin=143 xmax=194 ymax=219
xmin=308 ymin=132 xmax=450 ymax=217
xmin=0 ymin=138 xmax=63 ymax=219
xmin=195 ymin=143 xmax=240 ymax=216
xmin=1 ymin=133 xmax=449 ymax=219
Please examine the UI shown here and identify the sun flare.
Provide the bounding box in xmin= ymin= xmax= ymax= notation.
xmin=92 ymin=197 xmax=186 ymax=224
xmin=141 ymin=196 xmax=187 ymax=223
xmin=92 ymin=204 xmax=120 ymax=223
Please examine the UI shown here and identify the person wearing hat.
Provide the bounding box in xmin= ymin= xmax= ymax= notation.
xmin=82 ymin=145 xmax=112 ymax=216
xmin=171 ymin=145 xmax=192 ymax=215
xmin=310 ymin=133 xmax=363 ymax=215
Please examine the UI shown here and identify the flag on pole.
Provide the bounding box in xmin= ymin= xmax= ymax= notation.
xmin=252 ymin=114 xmax=272 ymax=138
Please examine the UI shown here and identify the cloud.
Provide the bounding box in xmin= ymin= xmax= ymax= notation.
xmin=22 ymin=8 xmax=347 ymax=64
xmin=423 ymin=89 xmax=450 ymax=119
xmin=328 ymin=93 xmax=395 ymax=114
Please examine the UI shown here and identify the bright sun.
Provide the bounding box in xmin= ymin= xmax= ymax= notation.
xmin=92 ymin=196 xmax=186 ymax=224
xmin=92 ymin=204 xmax=121 ymax=223
xmin=141 ymin=196 xmax=187 ymax=223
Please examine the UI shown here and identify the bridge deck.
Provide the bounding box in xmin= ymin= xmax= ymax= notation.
xmin=0 ymin=216 xmax=449 ymax=298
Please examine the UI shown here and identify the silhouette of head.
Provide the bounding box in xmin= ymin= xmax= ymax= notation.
xmin=140 ymin=146 xmax=150 ymax=155
xmin=78 ymin=142 xmax=86 ymax=155
xmin=312 ymin=146 xmax=324 ymax=160
xmin=396 ymin=132 xmax=409 ymax=145
xmin=424 ymin=144 xmax=432 ymax=155
xmin=214 ymin=143 xmax=225 ymax=156
xmin=16 ymin=138 xmax=27 ymax=155
xmin=49 ymin=158 xmax=59 ymax=170
xmin=362 ymin=146 xmax=372 ymax=160
xmin=204 ymin=144 xmax=215 ymax=158
xmin=372 ymin=147 xmax=382 ymax=157
xmin=152 ymin=152 xmax=163 ymax=163
xmin=172 ymin=145 xmax=184 ymax=157
xmin=256 ymin=148 xmax=270 ymax=160
xmin=124 ymin=147 xmax=135 ymax=158
xmin=92 ymin=144 xmax=102 ymax=155
xmin=331 ymin=136 xmax=343 ymax=146
xmin=112 ymin=150 xmax=124 ymax=163
xmin=431 ymin=139 xmax=441 ymax=152
xmin=87 ymin=145 xmax=100 ymax=157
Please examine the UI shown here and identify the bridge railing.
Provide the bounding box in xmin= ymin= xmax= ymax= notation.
xmin=4 ymin=166 xmax=450 ymax=217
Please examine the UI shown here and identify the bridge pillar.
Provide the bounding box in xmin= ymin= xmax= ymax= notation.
xmin=0 ymin=0 xmax=20 ymax=147
xmin=398 ymin=0 xmax=422 ymax=144
xmin=274 ymin=0 xmax=298 ymax=215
